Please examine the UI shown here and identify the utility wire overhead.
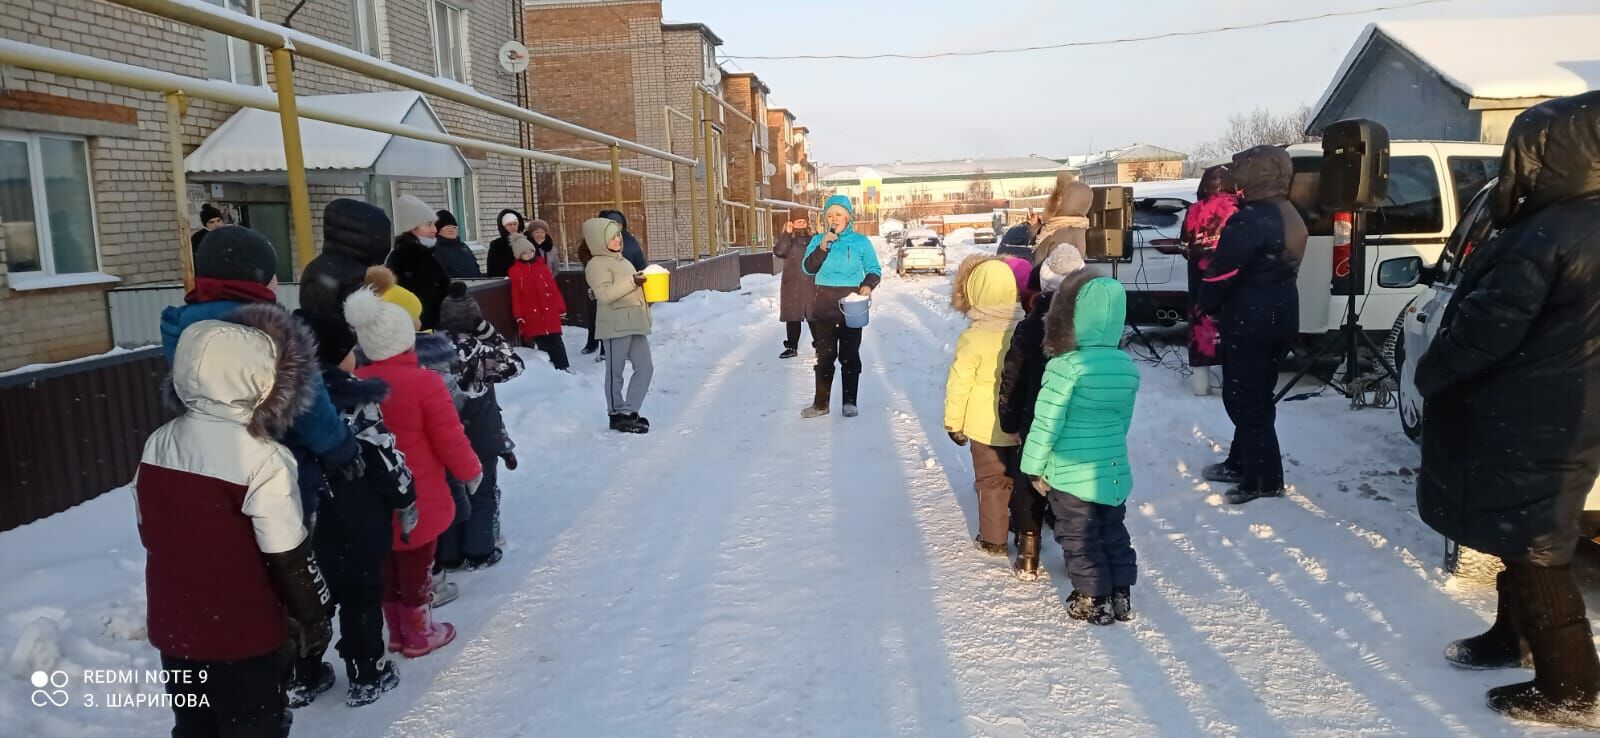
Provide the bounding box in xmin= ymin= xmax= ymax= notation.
xmin=722 ymin=0 xmax=1460 ymax=60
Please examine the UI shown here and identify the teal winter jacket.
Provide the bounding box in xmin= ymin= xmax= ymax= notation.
xmin=1020 ymin=274 xmax=1140 ymax=506
xmin=803 ymin=195 xmax=882 ymax=289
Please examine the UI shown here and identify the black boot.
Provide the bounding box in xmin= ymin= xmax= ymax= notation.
xmin=610 ymin=414 xmax=646 ymax=434
xmin=286 ymin=657 xmax=335 ymax=708
xmin=1202 ymin=462 xmax=1245 ymax=485
xmin=841 ymin=372 xmax=860 ymax=418
xmin=345 ymin=657 xmax=400 ymax=707
xmin=1112 ymin=586 xmax=1134 ymax=622
xmin=1066 ymin=591 xmax=1115 ymax=626
xmin=1487 ymin=564 xmax=1600 ymax=727
xmin=802 ymin=373 xmax=832 ymax=418
xmin=1224 ymin=485 xmax=1285 ymax=504
xmin=1012 ymin=531 xmax=1041 ymax=582
xmin=629 ymin=412 xmax=650 ymax=430
xmin=779 ymin=345 xmax=798 ymax=359
xmin=1446 ymin=571 xmax=1529 ymax=669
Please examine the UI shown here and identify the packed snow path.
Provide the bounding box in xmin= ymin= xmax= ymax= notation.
xmin=3 ymin=249 xmax=1595 ymax=737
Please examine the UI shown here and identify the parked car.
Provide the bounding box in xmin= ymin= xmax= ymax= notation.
xmin=1084 ymin=180 xmax=1195 ymax=326
xmin=974 ymin=227 xmax=997 ymax=244
xmin=897 ymin=228 xmax=947 ymax=276
xmin=1379 ymin=179 xmax=1600 ymax=530
xmin=1286 ymin=140 xmax=1502 ymax=337
xmin=886 ymin=229 xmax=905 ymax=247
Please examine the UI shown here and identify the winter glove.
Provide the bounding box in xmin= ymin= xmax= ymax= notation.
xmin=633 ymin=274 xmax=647 ymax=286
xmin=947 ymin=429 xmax=968 ymax=446
xmin=1031 ymin=477 xmax=1051 ymax=496
xmin=398 ymin=503 xmax=419 ymax=544
xmin=473 ymin=319 xmax=496 ymax=341
xmin=263 ymin=539 xmax=333 ymax=659
xmin=335 ymin=452 xmax=366 ymax=482
xmin=501 ymin=451 xmax=519 ymax=471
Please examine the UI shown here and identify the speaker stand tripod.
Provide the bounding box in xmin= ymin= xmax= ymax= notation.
xmin=1112 ymin=257 xmax=1160 ymax=357
xmin=1274 ymin=210 xmax=1398 ymax=403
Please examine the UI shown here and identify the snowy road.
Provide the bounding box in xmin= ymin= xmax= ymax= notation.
xmin=3 ymin=250 xmax=1595 ymax=737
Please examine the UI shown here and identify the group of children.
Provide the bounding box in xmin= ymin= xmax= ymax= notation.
xmin=136 ymin=200 xmax=530 ymax=736
xmin=944 ymin=216 xmax=1141 ymax=626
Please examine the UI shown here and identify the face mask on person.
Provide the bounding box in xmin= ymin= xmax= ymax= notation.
xmin=419 ymin=236 xmax=437 ymax=247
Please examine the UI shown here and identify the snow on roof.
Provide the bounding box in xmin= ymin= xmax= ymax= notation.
xmin=820 ymin=156 xmax=1069 ymax=182
xmin=1312 ymin=15 xmax=1600 ymax=119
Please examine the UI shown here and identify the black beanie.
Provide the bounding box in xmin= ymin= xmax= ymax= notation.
xmin=297 ymin=309 xmax=359 ymax=368
xmin=438 ymin=280 xmax=486 ymax=334
xmin=194 ymin=225 xmax=278 ymax=284
xmin=435 ymin=209 xmax=459 ymax=230
xmin=199 ymin=203 xmax=223 ymax=224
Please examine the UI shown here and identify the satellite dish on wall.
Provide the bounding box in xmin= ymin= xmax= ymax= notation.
xmin=499 ymin=41 xmax=530 ymax=75
xmin=764 ymin=163 xmax=777 ymax=177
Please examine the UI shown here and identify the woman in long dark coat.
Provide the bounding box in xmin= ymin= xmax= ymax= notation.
xmin=773 ymin=215 xmax=816 ymax=359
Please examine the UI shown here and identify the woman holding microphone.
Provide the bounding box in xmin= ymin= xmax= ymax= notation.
xmin=801 ymin=196 xmax=882 ymax=419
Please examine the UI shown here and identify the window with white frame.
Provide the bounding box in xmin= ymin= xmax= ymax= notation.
xmin=702 ymin=42 xmax=719 ymax=87
xmin=350 ymin=0 xmax=382 ymax=57
xmin=430 ymin=1 xmax=468 ymax=83
xmin=202 ymin=0 xmax=261 ymax=85
xmin=446 ymin=176 xmax=477 ymax=242
xmin=0 ymin=132 xmax=101 ymax=279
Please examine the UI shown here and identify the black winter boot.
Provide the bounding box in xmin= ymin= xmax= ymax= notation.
xmin=841 ymin=372 xmax=860 ymax=418
xmin=1446 ymin=571 xmax=1530 ymax=669
xmin=286 ymin=658 xmax=335 ymax=708
xmin=1202 ymin=462 xmax=1245 ymax=485
xmin=1223 ymin=486 xmax=1284 ymax=504
xmin=629 ymin=412 xmax=650 ymax=430
xmin=1487 ymin=564 xmax=1600 ymax=727
xmin=345 ymin=657 xmax=400 ymax=707
xmin=1112 ymin=586 xmax=1134 ymax=622
xmin=1012 ymin=531 xmax=1041 ymax=582
xmin=802 ymin=373 xmax=832 ymax=418
xmin=1066 ymin=591 xmax=1115 ymax=626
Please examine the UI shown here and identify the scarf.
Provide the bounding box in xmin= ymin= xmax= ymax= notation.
xmin=186 ymin=277 xmax=277 ymax=305
xmin=1034 ymin=215 xmax=1090 ymax=248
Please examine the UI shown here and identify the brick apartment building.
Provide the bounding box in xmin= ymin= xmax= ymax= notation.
xmin=719 ymin=71 xmax=771 ymax=247
xmin=0 ymin=0 xmax=527 ymax=372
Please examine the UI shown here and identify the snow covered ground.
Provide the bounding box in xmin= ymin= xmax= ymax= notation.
xmin=3 ymin=243 xmax=1595 ymax=736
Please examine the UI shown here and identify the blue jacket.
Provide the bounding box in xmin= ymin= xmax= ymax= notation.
xmin=803 ymin=196 xmax=882 ymax=289
xmin=161 ymin=300 xmax=359 ymax=516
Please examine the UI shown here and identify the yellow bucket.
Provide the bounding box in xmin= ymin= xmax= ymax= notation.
xmin=642 ymin=271 xmax=670 ymax=303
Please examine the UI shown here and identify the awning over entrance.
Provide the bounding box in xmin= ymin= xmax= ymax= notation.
xmin=185 ymin=91 xmax=471 ymax=185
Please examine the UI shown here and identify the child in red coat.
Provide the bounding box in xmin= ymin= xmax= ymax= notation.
xmin=507 ymin=232 xmax=570 ymax=371
xmin=344 ymin=287 xmax=482 ymax=659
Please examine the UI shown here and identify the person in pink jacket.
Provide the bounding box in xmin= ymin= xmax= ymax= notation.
xmin=344 ymin=287 xmax=482 ymax=659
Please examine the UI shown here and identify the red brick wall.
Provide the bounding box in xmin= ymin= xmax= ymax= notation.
xmin=524 ymin=2 xmax=662 ymax=154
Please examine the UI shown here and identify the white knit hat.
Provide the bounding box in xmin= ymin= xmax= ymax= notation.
xmin=1039 ymin=244 xmax=1086 ymax=292
xmin=343 ymin=287 xmax=416 ymax=362
xmin=393 ymin=194 xmax=437 ymax=234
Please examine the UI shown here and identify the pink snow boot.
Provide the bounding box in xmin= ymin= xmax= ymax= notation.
xmin=400 ymin=604 xmax=456 ymax=658
xmin=382 ymin=602 xmax=404 ymax=654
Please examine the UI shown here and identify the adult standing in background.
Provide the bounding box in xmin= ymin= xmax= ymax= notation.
xmin=800 ymin=196 xmax=881 ymax=419
xmin=1180 ymin=166 xmax=1240 ymax=396
xmin=1029 ymin=176 xmax=1093 ymax=293
xmin=1415 ymin=91 xmax=1600 ymax=728
xmin=1197 ymin=145 xmax=1305 ymax=505
xmin=599 ymin=209 xmax=648 ymax=271
xmin=386 ymin=195 xmax=452 ymax=331
xmin=486 ymin=210 xmax=526 ymax=279
xmin=300 ymin=199 xmax=393 ymax=322
xmin=190 ymin=202 xmax=225 ymax=257
xmin=432 ymin=209 xmax=482 ymax=279
xmin=773 ymin=215 xmax=816 ymax=359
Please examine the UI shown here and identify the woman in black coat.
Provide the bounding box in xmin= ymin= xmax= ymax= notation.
xmin=1416 ymin=91 xmax=1600 ymax=727
xmin=486 ymin=209 xmax=525 ymax=279
xmin=772 ymin=216 xmax=815 ymax=359
xmin=385 ymin=195 xmax=451 ymax=330
xmin=300 ymin=198 xmax=393 ymax=320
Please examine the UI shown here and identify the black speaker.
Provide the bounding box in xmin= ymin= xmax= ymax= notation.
xmin=1090 ymin=186 xmax=1132 ymax=230
xmin=1320 ymin=119 xmax=1390 ymax=210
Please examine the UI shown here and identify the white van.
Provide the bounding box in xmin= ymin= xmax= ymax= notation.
xmin=1285 ymin=141 xmax=1502 ymax=336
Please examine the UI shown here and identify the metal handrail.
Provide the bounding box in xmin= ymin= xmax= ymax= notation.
xmin=106 ymin=0 xmax=698 ymax=168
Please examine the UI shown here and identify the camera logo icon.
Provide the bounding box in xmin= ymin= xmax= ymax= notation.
xmin=30 ymin=670 xmax=69 ymax=707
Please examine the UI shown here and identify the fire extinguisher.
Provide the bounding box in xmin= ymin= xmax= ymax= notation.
xmin=1332 ymin=211 xmax=1353 ymax=294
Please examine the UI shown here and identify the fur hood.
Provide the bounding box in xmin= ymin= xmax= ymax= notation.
xmin=1232 ymin=145 xmax=1293 ymax=202
xmin=1042 ymin=269 xmax=1097 ymax=357
xmin=323 ymin=367 xmax=391 ymax=412
xmin=164 ymin=303 xmax=317 ymax=440
xmin=950 ymin=254 xmax=1009 ymax=313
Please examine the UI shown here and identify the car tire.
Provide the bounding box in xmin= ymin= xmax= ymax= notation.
xmin=1395 ymin=329 xmax=1423 ymax=443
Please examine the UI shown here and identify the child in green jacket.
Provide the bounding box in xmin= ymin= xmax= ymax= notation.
xmin=1021 ymin=273 xmax=1141 ymax=625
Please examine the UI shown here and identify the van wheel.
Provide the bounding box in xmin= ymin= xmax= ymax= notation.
xmin=1395 ymin=330 xmax=1422 ymax=443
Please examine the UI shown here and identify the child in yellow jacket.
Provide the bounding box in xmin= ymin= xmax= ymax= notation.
xmin=944 ymin=257 xmax=1025 ymax=558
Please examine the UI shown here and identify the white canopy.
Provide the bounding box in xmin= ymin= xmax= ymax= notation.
xmin=185 ymin=91 xmax=471 ymax=184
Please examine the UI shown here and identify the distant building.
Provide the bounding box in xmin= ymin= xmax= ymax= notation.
xmin=820 ymin=156 xmax=1074 ymax=227
xmin=1068 ymin=144 xmax=1188 ymax=186
xmin=1308 ymin=16 xmax=1600 ymax=143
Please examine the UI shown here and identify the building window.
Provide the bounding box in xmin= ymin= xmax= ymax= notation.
xmin=446 ymin=176 xmax=477 ymax=242
xmin=350 ymin=0 xmax=382 ymax=57
xmin=202 ymin=0 xmax=261 ymax=85
xmin=430 ymin=1 xmax=468 ymax=83
xmin=702 ymin=42 xmax=719 ymax=87
xmin=0 ymin=132 xmax=101 ymax=279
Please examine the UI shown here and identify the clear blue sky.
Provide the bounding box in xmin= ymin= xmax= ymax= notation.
xmin=664 ymin=0 xmax=1596 ymax=165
